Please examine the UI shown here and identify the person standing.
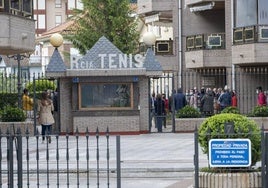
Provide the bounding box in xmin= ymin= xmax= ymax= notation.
xmin=201 ymin=88 xmax=214 ymax=117
xmin=174 ymin=88 xmax=187 ymax=112
xmin=162 ymin=93 xmax=169 ymax=128
xmin=256 ymin=86 xmax=266 ymax=106
xmin=154 ymin=93 xmax=165 ymax=132
xmin=37 ymin=91 xmax=55 ymax=143
xmin=22 ymin=88 xmax=34 ymax=119
xmin=231 ymin=90 xmax=238 ymax=107
xmin=218 ymin=88 xmax=231 ymax=111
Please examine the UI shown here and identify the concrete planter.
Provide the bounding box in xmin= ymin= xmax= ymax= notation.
xmin=199 ymin=171 xmax=261 ymax=188
xmin=175 ymin=118 xmax=205 ymax=132
xmin=0 ymin=122 xmax=35 ymax=136
xmin=175 ymin=117 xmax=268 ymax=132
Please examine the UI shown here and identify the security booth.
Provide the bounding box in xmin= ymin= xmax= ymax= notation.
xmin=46 ymin=36 xmax=162 ymax=134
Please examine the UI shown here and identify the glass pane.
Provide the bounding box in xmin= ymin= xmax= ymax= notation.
xmin=235 ymin=0 xmax=257 ymax=27
xmin=0 ymin=0 xmax=3 ymax=8
xmin=80 ymin=83 xmax=131 ymax=108
xmin=38 ymin=0 xmax=45 ymax=9
xmin=10 ymin=0 xmax=20 ymax=10
xmin=38 ymin=14 xmax=45 ymax=29
xmin=23 ymin=0 xmax=31 ymax=13
xmin=55 ymin=0 xmax=61 ymax=8
xmin=77 ymin=1 xmax=83 ymax=9
xmin=258 ymin=0 xmax=268 ymax=24
xmin=68 ymin=0 xmax=75 ymax=9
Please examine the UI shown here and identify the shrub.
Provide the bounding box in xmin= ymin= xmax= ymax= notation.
xmin=221 ymin=106 xmax=240 ymax=114
xmin=248 ymin=106 xmax=268 ymax=117
xmin=176 ymin=105 xmax=201 ymax=118
xmin=0 ymin=93 xmax=18 ymax=110
xmin=26 ymin=79 xmax=56 ymax=92
xmin=198 ymin=113 xmax=261 ymax=167
xmin=0 ymin=106 xmax=26 ymax=122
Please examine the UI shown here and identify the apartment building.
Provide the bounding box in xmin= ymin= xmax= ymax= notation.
xmin=138 ymin=0 xmax=268 ymax=114
xmin=34 ymin=0 xmax=82 ymax=35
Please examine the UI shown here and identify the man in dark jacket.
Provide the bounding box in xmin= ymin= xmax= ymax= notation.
xmin=174 ymin=88 xmax=187 ymax=112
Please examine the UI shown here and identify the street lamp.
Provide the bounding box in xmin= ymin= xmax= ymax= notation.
xmin=143 ymin=32 xmax=156 ymax=47
xmin=7 ymin=53 xmax=31 ymax=109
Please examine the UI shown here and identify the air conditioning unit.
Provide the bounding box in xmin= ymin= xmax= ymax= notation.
xmin=195 ymin=35 xmax=203 ymax=48
xmin=156 ymin=42 xmax=170 ymax=53
xmin=244 ymin=27 xmax=254 ymax=41
xmin=186 ymin=37 xmax=195 ymax=49
xmin=233 ymin=29 xmax=243 ymax=43
xmin=259 ymin=27 xmax=268 ymax=39
xmin=207 ymin=35 xmax=221 ymax=47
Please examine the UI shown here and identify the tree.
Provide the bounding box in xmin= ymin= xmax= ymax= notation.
xmin=66 ymin=0 xmax=139 ymax=55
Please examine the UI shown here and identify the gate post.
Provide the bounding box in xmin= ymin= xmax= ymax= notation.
xmin=264 ymin=131 xmax=268 ymax=188
xmin=261 ymin=126 xmax=266 ymax=188
xmin=194 ymin=125 xmax=199 ymax=188
xmin=6 ymin=129 xmax=14 ymax=188
xmin=16 ymin=128 xmax=23 ymax=188
xmin=116 ymin=136 xmax=121 ymax=188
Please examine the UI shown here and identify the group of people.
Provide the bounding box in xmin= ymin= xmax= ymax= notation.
xmin=151 ymin=86 xmax=241 ymax=132
xmin=22 ymin=88 xmax=58 ymax=143
xmin=184 ymin=86 xmax=238 ymax=115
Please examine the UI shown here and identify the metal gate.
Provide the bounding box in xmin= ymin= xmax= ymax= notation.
xmin=149 ymin=72 xmax=175 ymax=133
xmin=0 ymin=127 xmax=122 ymax=188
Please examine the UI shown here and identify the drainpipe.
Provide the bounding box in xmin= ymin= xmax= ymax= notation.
xmin=178 ymin=0 xmax=182 ymax=89
xmin=231 ymin=0 xmax=235 ymax=90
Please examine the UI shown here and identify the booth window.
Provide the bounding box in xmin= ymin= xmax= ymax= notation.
xmin=79 ymin=83 xmax=133 ymax=109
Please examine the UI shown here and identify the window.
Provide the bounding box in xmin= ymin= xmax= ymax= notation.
xmin=55 ymin=15 xmax=62 ymax=26
xmin=68 ymin=0 xmax=75 ymax=9
xmin=33 ymin=0 xmax=36 ymax=9
xmin=235 ymin=0 xmax=257 ymax=27
xmin=55 ymin=0 xmax=61 ymax=8
xmin=79 ymin=83 xmax=133 ymax=109
xmin=77 ymin=0 xmax=83 ymax=9
xmin=22 ymin=0 xmax=32 ymax=14
xmin=38 ymin=0 xmax=45 ymax=9
xmin=0 ymin=0 xmax=4 ymax=8
xmin=38 ymin=14 xmax=45 ymax=29
xmin=10 ymin=0 xmax=20 ymax=10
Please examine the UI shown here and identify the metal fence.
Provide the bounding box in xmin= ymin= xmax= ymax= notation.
xmin=194 ymin=125 xmax=268 ymax=188
xmin=0 ymin=127 xmax=121 ymax=188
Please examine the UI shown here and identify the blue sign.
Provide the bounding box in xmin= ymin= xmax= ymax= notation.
xmin=209 ymin=139 xmax=251 ymax=167
xmin=72 ymin=77 xmax=79 ymax=83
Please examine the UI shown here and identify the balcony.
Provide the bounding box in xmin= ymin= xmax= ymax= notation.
xmin=185 ymin=33 xmax=228 ymax=68
xmin=185 ymin=0 xmax=224 ymax=7
xmin=137 ymin=0 xmax=173 ymax=24
xmin=232 ymin=25 xmax=268 ymax=65
xmin=0 ymin=0 xmax=35 ymax=55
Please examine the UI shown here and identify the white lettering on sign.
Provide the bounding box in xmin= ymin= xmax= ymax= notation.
xmin=71 ymin=53 xmax=144 ymax=70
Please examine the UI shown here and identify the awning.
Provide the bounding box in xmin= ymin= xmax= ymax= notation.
xmin=190 ymin=2 xmax=215 ymax=12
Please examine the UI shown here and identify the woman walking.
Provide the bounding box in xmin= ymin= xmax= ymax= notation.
xmin=37 ymin=91 xmax=55 ymax=143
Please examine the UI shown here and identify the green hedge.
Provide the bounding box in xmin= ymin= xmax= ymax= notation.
xmin=0 ymin=106 xmax=26 ymax=122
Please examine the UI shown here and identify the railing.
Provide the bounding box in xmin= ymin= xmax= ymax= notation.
xmin=0 ymin=127 xmax=122 ymax=188
xmin=186 ymin=33 xmax=226 ymax=51
xmin=233 ymin=25 xmax=268 ymax=45
xmin=0 ymin=0 xmax=33 ymax=18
